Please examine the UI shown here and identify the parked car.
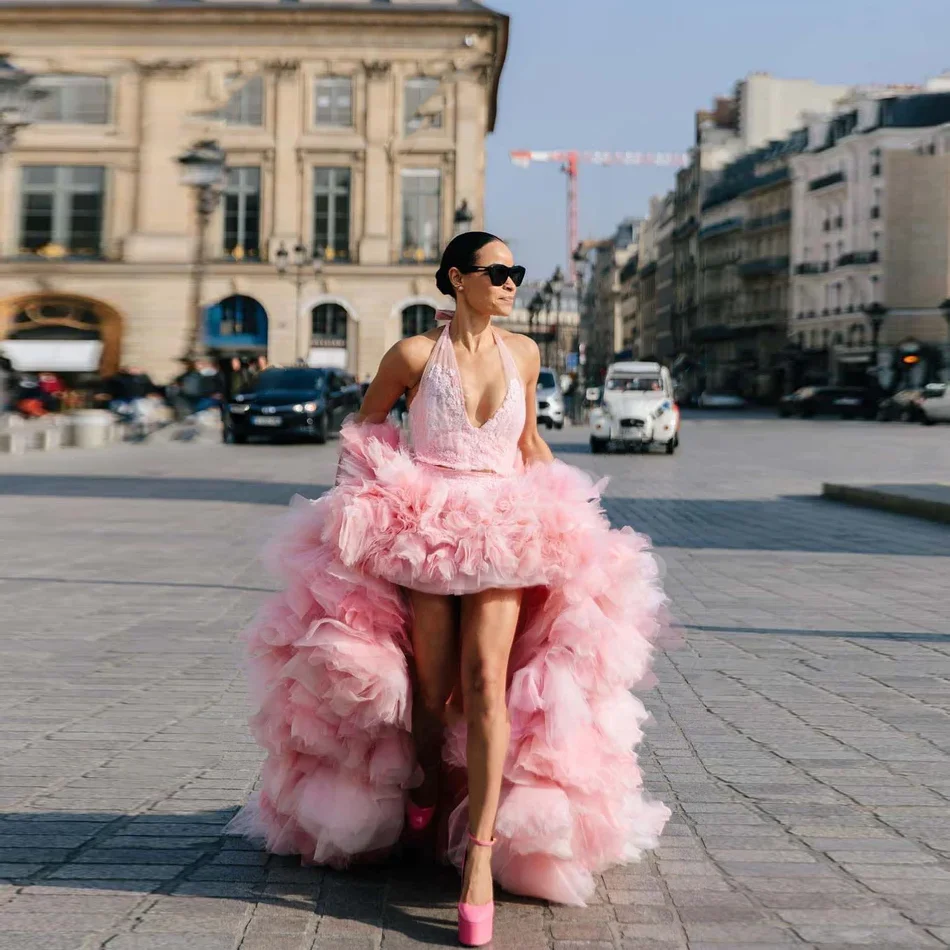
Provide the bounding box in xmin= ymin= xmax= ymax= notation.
xmin=589 ymin=361 xmax=680 ymax=454
xmin=225 ymin=366 xmax=362 ymax=444
xmin=877 ymin=389 xmax=924 ymax=422
xmin=697 ymin=391 xmax=747 ymax=409
xmin=920 ymin=382 xmax=950 ymax=425
xmin=779 ymin=386 xmax=878 ymax=419
xmin=536 ymin=367 xmax=565 ymax=429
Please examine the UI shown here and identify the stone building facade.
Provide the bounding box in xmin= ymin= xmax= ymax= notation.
xmin=0 ymin=0 xmax=509 ymax=384
xmin=790 ymin=91 xmax=950 ymax=388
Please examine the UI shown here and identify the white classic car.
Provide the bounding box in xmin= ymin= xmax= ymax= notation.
xmin=589 ymin=362 xmax=680 ymax=454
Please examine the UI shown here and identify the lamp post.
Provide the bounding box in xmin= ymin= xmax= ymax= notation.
xmin=528 ymin=290 xmax=543 ymax=348
xmin=940 ymin=298 xmax=950 ymax=382
xmin=177 ymin=140 xmax=227 ymax=364
xmin=572 ymin=246 xmax=588 ymax=410
xmin=275 ymin=241 xmax=325 ymax=363
xmin=453 ymin=199 xmax=474 ymax=237
xmin=0 ymin=56 xmax=47 ymax=155
xmin=541 ymin=280 xmax=554 ymax=367
xmin=863 ymin=301 xmax=887 ymax=392
xmin=549 ymin=265 xmax=564 ymax=371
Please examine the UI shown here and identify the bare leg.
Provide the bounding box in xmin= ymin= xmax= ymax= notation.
xmin=407 ymin=589 xmax=458 ymax=807
xmin=459 ymin=587 xmax=522 ymax=906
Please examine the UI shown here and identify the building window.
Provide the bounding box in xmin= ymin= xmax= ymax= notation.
xmin=33 ymin=75 xmax=110 ymax=124
xmin=405 ymin=77 xmax=442 ymax=134
xmin=222 ymin=76 xmax=264 ymax=127
xmin=402 ymin=304 xmax=436 ymax=337
xmin=401 ymin=169 xmax=441 ymax=262
xmin=312 ymin=303 xmax=348 ymax=344
xmin=313 ymin=168 xmax=351 ymax=261
xmin=223 ymin=167 xmax=261 ymax=260
xmin=20 ymin=165 xmax=105 ymax=257
xmin=314 ymin=76 xmax=353 ymax=127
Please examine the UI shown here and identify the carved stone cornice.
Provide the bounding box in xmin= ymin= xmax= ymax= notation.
xmin=264 ymin=59 xmax=299 ymax=77
xmin=135 ymin=59 xmax=195 ymax=78
xmin=363 ymin=60 xmax=391 ymax=80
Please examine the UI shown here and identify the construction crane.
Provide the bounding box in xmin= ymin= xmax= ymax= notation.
xmin=509 ymin=150 xmax=690 ymax=280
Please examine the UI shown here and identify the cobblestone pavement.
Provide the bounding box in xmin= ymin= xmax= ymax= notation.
xmin=0 ymin=413 xmax=949 ymax=950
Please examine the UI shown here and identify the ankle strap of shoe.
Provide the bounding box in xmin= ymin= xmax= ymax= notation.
xmin=467 ymin=831 xmax=496 ymax=848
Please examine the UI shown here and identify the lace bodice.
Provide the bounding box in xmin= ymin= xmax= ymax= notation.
xmin=408 ymin=324 xmax=525 ymax=475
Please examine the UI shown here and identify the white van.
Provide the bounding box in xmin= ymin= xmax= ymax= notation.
xmin=589 ymin=361 xmax=680 ymax=454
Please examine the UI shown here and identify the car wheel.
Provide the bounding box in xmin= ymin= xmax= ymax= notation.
xmin=545 ymin=419 xmax=554 ymax=429
xmin=555 ymin=420 xmax=564 ymax=430
xmin=922 ymin=414 xmax=937 ymax=426
xmin=314 ymin=413 xmax=329 ymax=444
xmin=590 ymin=436 xmax=608 ymax=454
xmin=665 ymin=439 xmax=676 ymax=455
xmin=231 ymin=430 xmax=248 ymax=445
xmin=779 ymin=409 xmax=790 ymax=418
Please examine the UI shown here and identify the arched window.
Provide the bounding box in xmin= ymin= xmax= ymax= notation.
xmin=402 ymin=303 xmax=436 ymax=338
xmin=312 ymin=303 xmax=348 ymax=345
xmin=205 ymin=295 xmax=268 ymax=348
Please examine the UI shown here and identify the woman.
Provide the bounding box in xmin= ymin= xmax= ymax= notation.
xmin=228 ymin=232 xmax=670 ymax=946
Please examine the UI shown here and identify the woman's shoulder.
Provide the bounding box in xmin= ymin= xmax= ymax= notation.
xmin=496 ymin=328 xmax=540 ymax=364
xmin=381 ymin=329 xmax=441 ymax=377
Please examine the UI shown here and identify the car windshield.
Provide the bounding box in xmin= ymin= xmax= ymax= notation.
xmin=246 ymin=369 xmax=326 ymax=393
xmin=606 ymin=376 xmax=662 ymax=392
xmin=538 ymin=371 xmax=557 ymax=390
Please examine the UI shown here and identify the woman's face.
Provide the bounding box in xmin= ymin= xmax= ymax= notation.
xmin=451 ymin=240 xmax=518 ymax=318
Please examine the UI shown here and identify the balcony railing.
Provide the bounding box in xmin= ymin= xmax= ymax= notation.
xmin=740 ymin=255 xmax=790 ymax=278
xmin=837 ymin=250 xmax=879 ymax=267
xmin=698 ymin=217 xmax=744 ymax=240
xmin=809 ymin=170 xmax=846 ymax=191
xmin=795 ymin=261 xmax=830 ymax=275
xmin=745 ymin=209 xmax=791 ymax=232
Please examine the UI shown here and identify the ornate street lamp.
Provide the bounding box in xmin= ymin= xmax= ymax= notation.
xmin=177 ymin=140 xmax=228 ymax=363
xmin=862 ymin=301 xmax=888 ymax=390
xmin=528 ymin=290 xmax=543 ymax=342
xmin=275 ymin=241 xmax=325 ymax=362
xmin=0 ymin=56 xmax=48 ymax=154
xmin=453 ymin=199 xmax=474 ymax=237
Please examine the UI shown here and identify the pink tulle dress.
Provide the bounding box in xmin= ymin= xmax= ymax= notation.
xmin=226 ymin=322 xmax=671 ymax=906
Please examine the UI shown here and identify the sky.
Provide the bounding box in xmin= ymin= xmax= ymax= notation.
xmin=483 ymin=0 xmax=950 ymax=282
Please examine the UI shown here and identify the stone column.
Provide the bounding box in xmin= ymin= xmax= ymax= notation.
xmin=124 ymin=60 xmax=195 ymax=263
xmin=453 ymin=69 xmax=489 ymax=231
xmin=267 ymin=60 xmax=302 ymax=258
xmin=359 ymin=60 xmax=392 ymax=265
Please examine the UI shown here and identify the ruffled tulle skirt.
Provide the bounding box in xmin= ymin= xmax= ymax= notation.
xmin=226 ymin=419 xmax=671 ymax=905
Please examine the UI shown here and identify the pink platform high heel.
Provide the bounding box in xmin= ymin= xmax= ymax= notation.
xmin=458 ymin=831 xmax=496 ymax=947
xmin=406 ymin=799 xmax=436 ymax=832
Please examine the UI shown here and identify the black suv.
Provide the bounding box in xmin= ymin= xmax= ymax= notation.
xmin=225 ymin=367 xmax=362 ymax=444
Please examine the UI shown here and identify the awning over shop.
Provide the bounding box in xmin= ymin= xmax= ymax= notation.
xmin=1 ymin=339 xmax=103 ymax=372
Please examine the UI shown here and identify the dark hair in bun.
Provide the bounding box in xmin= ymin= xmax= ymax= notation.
xmin=435 ymin=231 xmax=503 ymax=298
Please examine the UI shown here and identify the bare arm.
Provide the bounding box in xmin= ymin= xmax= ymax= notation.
xmin=357 ymin=337 xmax=429 ymax=423
xmin=515 ymin=336 xmax=555 ymax=467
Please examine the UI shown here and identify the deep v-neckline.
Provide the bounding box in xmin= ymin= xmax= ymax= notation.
xmin=443 ymin=325 xmax=514 ymax=431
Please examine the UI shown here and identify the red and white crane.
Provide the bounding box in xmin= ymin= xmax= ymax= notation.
xmin=509 ymin=149 xmax=690 ymax=280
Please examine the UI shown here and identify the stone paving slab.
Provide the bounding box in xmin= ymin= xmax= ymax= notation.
xmin=0 ymin=415 xmax=948 ymax=948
